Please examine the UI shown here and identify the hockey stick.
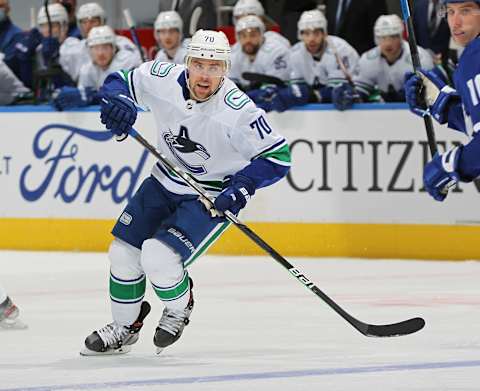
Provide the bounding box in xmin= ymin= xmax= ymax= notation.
xmin=327 ymin=37 xmax=361 ymax=103
xmin=242 ymin=72 xmax=286 ymax=88
xmin=128 ymin=127 xmax=425 ymax=338
xmin=123 ymin=9 xmax=146 ymax=62
xmin=400 ymin=0 xmax=438 ymax=157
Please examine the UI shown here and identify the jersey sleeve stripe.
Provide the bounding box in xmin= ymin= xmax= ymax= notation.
xmin=252 ymin=138 xmax=288 ymax=161
xmin=127 ymin=69 xmax=139 ymax=106
xmin=262 ymin=144 xmax=291 ymax=166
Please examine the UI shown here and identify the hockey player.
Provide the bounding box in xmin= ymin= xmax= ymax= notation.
xmin=10 ymin=3 xmax=74 ymax=90
xmin=154 ymin=11 xmax=188 ymax=64
xmin=0 ymin=285 xmax=27 ymax=330
xmin=51 ymin=26 xmax=141 ymax=110
xmin=60 ymin=2 xmax=142 ymax=83
xmin=251 ymin=9 xmax=359 ymax=112
xmin=333 ymin=14 xmax=434 ymax=110
xmin=81 ymin=29 xmax=290 ymax=355
xmin=229 ymin=15 xmax=290 ymax=90
xmin=232 ymin=0 xmax=291 ymax=49
xmin=404 ymin=0 xmax=480 ymax=201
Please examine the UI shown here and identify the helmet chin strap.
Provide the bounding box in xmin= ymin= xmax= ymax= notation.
xmin=186 ymin=69 xmax=226 ymax=103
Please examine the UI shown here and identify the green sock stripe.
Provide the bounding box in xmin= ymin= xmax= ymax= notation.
xmin=110 ymin=274 xmax=146 ymax=302
xmin=184 ymin=221 xmax=231 ymax=267
xmin=152 ymin=271 xmax=190 ymax=301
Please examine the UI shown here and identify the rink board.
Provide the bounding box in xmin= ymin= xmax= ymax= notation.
xmin=1 ymin=104 xmax=479 ymax=259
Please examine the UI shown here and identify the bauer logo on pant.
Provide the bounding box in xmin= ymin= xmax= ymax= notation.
xmin=119 ymin=212 xmax=132 ymax=226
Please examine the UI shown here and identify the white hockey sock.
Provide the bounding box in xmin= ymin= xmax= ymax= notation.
xmin=109 ymin=238 xmax=144 ymax=326
xmin=141 ymin=239 xmax=191 ymax=311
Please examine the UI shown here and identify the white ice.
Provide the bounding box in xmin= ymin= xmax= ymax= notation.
xmin=0 ymin=250 xmax=479 ymax=391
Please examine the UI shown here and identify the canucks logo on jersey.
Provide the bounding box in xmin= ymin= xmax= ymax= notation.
xmin=163 ymin=126 xmax=211 ymax=175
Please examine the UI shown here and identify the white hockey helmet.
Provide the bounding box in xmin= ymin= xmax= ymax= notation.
xmin=186 ymin=29 xmax=231 ymax=71
xmin=297 ymin=9 xmax=327 ymax=38
xmin=154 ymin=11 xmax=183 ymax=34
xmin=37 ymin=3 xmax=68 ymax=26
xmin=374 ymin=14 xmax=404 ymax=42
xmin=233 ymin=0 xmax=265 ymax=19
xmin=87 ymin=25 xmax=116 ymax=47
xmin=235 ymin=14 xmax=265 ymax=36
xmin=76 ymin=2 xmax=106 ymax=24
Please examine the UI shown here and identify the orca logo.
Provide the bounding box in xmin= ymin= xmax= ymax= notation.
xmin=163 ymin=126 xmax=211 ymax=175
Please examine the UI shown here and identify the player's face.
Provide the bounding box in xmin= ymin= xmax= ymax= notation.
xmin=378 ymin=35 xmax=402 ymax=60
xmin=79 ymin=17 xmax=103 ymax=38
xmin=300 ymin=29 xmax=325 ymax=54
xmin=39 ymin=22 xmax=67 ymax=42
xmin=238 ymin=28 xmax=263 ymax=56
xmin=90 ymin=43 xmax=115 ymax=70
xmin=156 ymin=28 xmax=181 ymax=51
xmin=188 ymin=58 xmax=226 ymax=100
xmin=446 ymin=2 xmax=480 ymax=46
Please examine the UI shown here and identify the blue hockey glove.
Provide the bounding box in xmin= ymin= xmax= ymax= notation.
xmin=100 ymin=92 xmax=137 ymax=141
xmin=41 ymin=36 xmax=60 ymax=62
xmin=51 ymin=86 xmax=97 ymax=111
xmin=332 ymin=83 xmax=357 ymax=111
xmin=258 ymin=83 xmax=310 ymax=113
xmin=423 ymin=146 xmax=461 ymax=202
xmin=246 ymin=85 xmax=277 ymax=103
xmin=214 ymin=175 xmax=256 ymax=215
xmin=404 ymin=69 xmax=458 ymax=123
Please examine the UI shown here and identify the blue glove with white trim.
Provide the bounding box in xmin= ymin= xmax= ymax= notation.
xmin=404 ymin=69 xmax=459 ymax=123
xmin=214 ymin=175 xmax=256 ymax=215
xmin=423 ymin=146 xmax=461 ymax=201
xmin=100 ymin=91 xmax=137 ymax=141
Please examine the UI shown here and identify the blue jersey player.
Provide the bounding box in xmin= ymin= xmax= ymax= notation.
xmin=405 ymin=0 xmax=480 ymax=201
xmin=80 ymin=30 xmax=291 ymax=356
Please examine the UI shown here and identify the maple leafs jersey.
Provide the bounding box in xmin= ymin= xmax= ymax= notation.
xmin=107 ymin=61 xmax=290 ymax=196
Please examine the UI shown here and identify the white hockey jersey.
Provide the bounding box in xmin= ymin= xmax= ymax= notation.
xmin=60 ymin=35 xmax=142 ymax=82
xmin=78 ymin=49 xmax=142 ymax=90
xmin=354 ymin=41 xmax=434 ymax=98
xmin=154 ymin=39 xmax=190 ymax=64
xmin=229 ymin=34 xmax=290 ymax=88
xmin=119 ymin=61 xmax=290 ymax=195
xmin=289 ymin=35 xmax=359 ymax=89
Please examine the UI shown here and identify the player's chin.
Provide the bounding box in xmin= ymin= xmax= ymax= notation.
xmin=194 ymin=85 xmax=212 ymax=98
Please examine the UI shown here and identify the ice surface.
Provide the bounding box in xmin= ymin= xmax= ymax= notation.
xmin=0 ymin=251 xmax=478 ymax=391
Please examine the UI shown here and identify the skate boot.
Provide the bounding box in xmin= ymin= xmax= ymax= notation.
xmin=81 ymin=301 xmax=151 ymax=356
xmin=154 ymin=279 xmax=194 ymax=354
xmin=0 ymin=296 xmax=27 ymax=330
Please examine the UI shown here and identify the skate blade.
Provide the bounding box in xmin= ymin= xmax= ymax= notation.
xmin=80 ymin=345 xmax=132 ymax=356
xmin=155 ymin=347 xmax=164 ymax=355
xmin=0 ymin=319 xmax=28 ymax=330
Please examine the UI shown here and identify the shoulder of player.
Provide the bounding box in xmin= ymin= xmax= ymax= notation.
xmin=217 ymin=78 xmax=257 ymax=117
xmin=115 ymin=35 xmax=137 ymax=51
xmin=461 ymin=37 xmax=480 ymax=61
xmin=261 ymin=35 xmax=289 ymax=55
xmin=359 ymin=46 xmax=380 ymax=62
xmin=327 ymin=35 xmax=357 ymax=55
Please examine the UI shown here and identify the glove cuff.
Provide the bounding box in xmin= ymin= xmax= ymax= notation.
xmin=231 ymin=174 xmax=256 ymax=197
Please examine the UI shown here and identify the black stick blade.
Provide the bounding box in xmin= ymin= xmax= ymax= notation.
xmin=364 ymin=317 xmax=425 ymax=338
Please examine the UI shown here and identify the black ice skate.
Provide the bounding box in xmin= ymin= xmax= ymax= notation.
xmin=0 ymin=296 xmax=27 ymax=330
xmin=81 ymin=301 xmax=151 ymax=356
xmin=154 ymin=279 xmax=194 ymax=354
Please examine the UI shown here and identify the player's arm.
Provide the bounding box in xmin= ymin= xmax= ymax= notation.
xmin=213 ymin=104 xmax=291 ymax=214
xmin=99 ymin=60 xmax=164 ymax=140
